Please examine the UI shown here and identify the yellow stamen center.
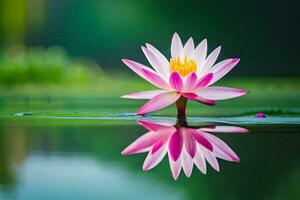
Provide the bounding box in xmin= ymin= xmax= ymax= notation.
xmin=169 ymin=56 xmax=197 ymax=77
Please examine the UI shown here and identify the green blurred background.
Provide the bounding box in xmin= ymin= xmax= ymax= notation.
xmin=1 ymin=0 xmax=300 ymax=78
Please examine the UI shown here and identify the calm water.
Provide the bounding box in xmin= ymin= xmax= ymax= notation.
xmin=0 ymin=116 xmax=299 ymax=200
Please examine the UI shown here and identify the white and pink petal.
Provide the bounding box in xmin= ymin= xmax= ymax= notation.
xmin=171 ymin=33 xmax=183 ymax=58
xmin=193 ymin=39 xmax=207 ymax=73
xmin=182 ymin=37 xmax=194 ymax=58
xmin=208 ymin=58 xmax=240 ymax=85
xmin=182 ymin=149 xmax=194 ymax=177
xmin=168 ymin=130 xmax=183 ymax=161
xmin=145 ymin=43 xmax=170 ymax=76
xmin=142 ymin=46 xmax=168 ymax=80
xmin=137 ymin=92 xmax=181 ymax=115
xmin=168 ymin=151 xmax=182 ymax=180
xmin=122 ymin=59 xmax=170 ymax=89
xmin=169 ymin=72 xmax=183 ymax=91
xmin=194 ymin=146 xmax=207 ymax=174
xmin=121 ymin=90 xmax=167 ymax=99
xmin=203 ymin=133 xmax=240 ymax=162
xmin=199 ymin=126 xmax=249 ymax=133
xmin=143 ymin=143 xmax=168 ymax=171
xmin=121 ymin=131 xmax=163 ymax=155
xmin=184 ymin=72 xmax=197 ymax=91
xmin=196 ymin=86 xmax=247 ymax=100
xmin=200 ymin=46 xmax=221 ymax=74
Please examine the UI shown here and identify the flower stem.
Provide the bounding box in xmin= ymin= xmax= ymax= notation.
xmin=176 ymin=96 xmax=187 ymax=119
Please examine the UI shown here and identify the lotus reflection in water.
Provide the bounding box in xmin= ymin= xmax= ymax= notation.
xmin=122 ymin=119 xmax=248 ymax=180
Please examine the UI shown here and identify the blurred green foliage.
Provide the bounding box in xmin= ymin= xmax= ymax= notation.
xmin=1 ymin=0 xmax=299 ymax=76
xmin=0 ymin=46 xmax=102 ymax=85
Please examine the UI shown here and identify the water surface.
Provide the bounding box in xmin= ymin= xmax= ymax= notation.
xmin=0 ymin=115 xmax=299 ymax=200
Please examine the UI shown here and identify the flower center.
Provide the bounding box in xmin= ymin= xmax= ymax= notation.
xmin=169 ymin=56 xmax=197 ymax=77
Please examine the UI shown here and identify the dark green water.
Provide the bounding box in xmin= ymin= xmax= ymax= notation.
xmin=0 ymin=115 xmax=299 ymax=200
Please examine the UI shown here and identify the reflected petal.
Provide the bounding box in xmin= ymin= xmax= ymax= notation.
xmin=168 ymin=151 xmax=182 ymax=180
xmin=121 ymin=131 xmax=163 ymax=155
xmin=192 ymin=130 xmax=213 ymax=151
xmin=122 ymin=119 xmax=247 ymax=180
xmin=143 ymin=143 xmax=168 ymax=171
xmin=151 ymin=137 xmax=167 ymax=154
xmin=168 ymin=130 xmax=183 ymax=161
xmin=201 ymin=146 xmax=220 ymax=172
xmin=138 ymin=120 xmax=175 ymax=132
xmin=204 ymin=132 xmax=240 ymax=162
xmin=194 ymin=146 xmax=207 ymax=174
xmin=182 ymin=128 xmax=196 ymax=158
xmin=182 ymin=149 xmax=193 ymax=177
xmin=199 ymin=126 xmax=249 ymax=133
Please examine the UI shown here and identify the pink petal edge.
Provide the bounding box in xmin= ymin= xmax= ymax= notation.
xmin=137 ymin=92 xmax=181 ymax=115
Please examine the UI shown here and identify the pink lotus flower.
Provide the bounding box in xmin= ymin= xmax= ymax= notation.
xmin=122 ymin=120 xmax=248 ymax=180
xmin=122 ymin=33 xmax=247 ymax=116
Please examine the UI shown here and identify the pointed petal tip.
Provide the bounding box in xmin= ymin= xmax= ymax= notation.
xmin=172 ymin=32 xmax=180 ymax=41
xmin=136 ymin=108 xmax=147 ymax=115
xmin=207 ymin=100 xmax=216 ymax=106
xmin=142 ymin=164 xmax=150 ymax=171
xmin=195 ymin=98 xmax=216 ymax=106
xmin=145 ymin=43 xmax=152 ymax=48
xmin=187 ymin=37 xmax=194 ymax=42
xmin=239 ymin=127 xmax=250 ymax=133
xmin=201 ymin=38 xmax=207 ymax=46
xmin=122 ymin=59 xmax=135 ymax=67
xmin=232 ymin=58 xmax=240 ymax=62
xmin=121 ymin=146 xmax=142 ymax=155
xmin=172 ymin=173 xmax=180 ymax=180
xmin=121 ymin=149 xmax=128 ymax=155
xmin=141 ymin=46 xmax=146 ymax=51
xmin=136 ymin=110 xmax=145 ymax=115
xmin=237 ymin=89 xmax=248 ymax=96
xmin=121 ymin=58 xmax=130 ymax=63
xmin=237 ymin=89 xmax=248 ymax=94
xmin=120 ymin=95 xmax=129 ymax=99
